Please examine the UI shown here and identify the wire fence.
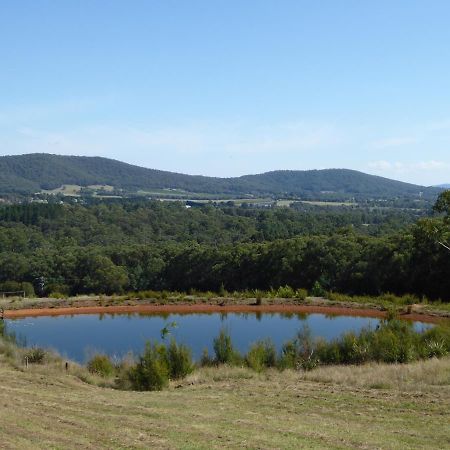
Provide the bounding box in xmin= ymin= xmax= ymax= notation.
xmin=0 ymin=291 xmax=26 ymax=299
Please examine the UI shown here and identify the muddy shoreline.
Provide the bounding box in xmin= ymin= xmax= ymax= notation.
xmin=3 ymin=302 xmax=445 ymax=323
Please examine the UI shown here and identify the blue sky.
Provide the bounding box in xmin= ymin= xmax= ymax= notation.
xmin=1 ymin=1 xmax=450 ymax=185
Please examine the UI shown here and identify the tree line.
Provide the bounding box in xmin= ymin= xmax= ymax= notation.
xmin=0 ymin=196 xmax=448 ymax=300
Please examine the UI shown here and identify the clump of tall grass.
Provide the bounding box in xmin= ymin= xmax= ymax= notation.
xmin=87 ymin=354 xmax=115 ymax=377
xmin=326 ymin=291 xmax=428 ymax=308
xmin=24 ymin=347 xmax=47 ymax=364
xmin=48 ymin=292 xmax=67 ymax=299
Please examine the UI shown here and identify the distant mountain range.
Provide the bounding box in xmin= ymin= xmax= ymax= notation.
xmin=435 ymin=184 xmax=450 ymax=189
xmin=0 ymin=153 xmax=442 ymax=200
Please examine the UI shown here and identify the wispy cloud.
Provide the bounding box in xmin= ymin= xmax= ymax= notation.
xmin=0 ymin=95 xmax=117 ymax=126
xmin=367 ymin=160 xmax=450 ymax=184
xmin=426 ymin=118 xmax=450 ymax=132
xmin=0 ymin=119 xmax=344 ymax=175
xmin=370 ymin=136 xmax=417 ymax=149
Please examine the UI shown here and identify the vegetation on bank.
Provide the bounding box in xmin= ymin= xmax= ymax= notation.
xmin=3 ymin=288 xmax=450 ymax=319
xmin=1 ymin=309 xmax=449 ymax=448
xmin=3 ymin=314 xmax=448 ymax=392
xmin=114 ymin=319 xmax=450 ymax=391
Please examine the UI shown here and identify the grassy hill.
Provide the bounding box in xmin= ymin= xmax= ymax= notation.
xmin=0 ymin=153 xmax=441 ymax=199
xmin=0 ymin=354 xmax=448 ymax=449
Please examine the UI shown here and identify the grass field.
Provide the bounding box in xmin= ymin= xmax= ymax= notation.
xmin=0 ymin=355 xmax=448 ymax=449
xmin=298 ymin=200 xmax=358 ymax=207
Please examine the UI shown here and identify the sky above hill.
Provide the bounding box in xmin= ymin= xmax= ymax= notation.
xmin=1 ymin=1 xmax=449 ymax=185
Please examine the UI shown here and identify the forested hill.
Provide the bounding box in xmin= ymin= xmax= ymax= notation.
xmin=0 ymin=200 xmax=448 ymax=299
xmin=0 ymin=153 xmax=440 ymax=199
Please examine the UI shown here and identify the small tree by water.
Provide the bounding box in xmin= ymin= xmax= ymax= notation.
xmin=213 ymin=328 xmax=239 ymax=364
xmin=128 ymin=341 xmax=169 ymax=391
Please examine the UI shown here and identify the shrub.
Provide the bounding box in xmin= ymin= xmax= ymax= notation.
xmin=167 ymin=339 xmax=194 ymax=379
xmin=279 ymin=325 xmax=319 ymax=370
xmin=22 ymin=282 xmax=36 ymax=298
xmin=295 ymin=288 xmax=308 ymax=301
xmin=421 ymin=325 xmax=450 ymax=357
xmin=49 ymin=292 xmax=66 ymax=299
xmin=246 ymin=339 xmax=277 ymax=372
xmin=200 ymin=348 xmax=213 ymax=366
xmin=87 ymin=354 xmax=115 ymax=377
xmin=128 ymin=341 xmax=169 ymax=391
xmin=218 ymin=282 xmax=227 ymax=297
xmin=424 ymin=340 xmax=447 ymax=358
xmin=46 ymin=283 xmax=69 ymax=297
xmin=24 ymin=347 xmax=46 ymax=364
xmin=276 ymin=285 xmax=295 ymax=298
xmin=372 ymin=320 xmax=418 ymax=363
xmin=297 ymin=320 xmax=450 ymax=369
xmin=213 ymin=328 xmax=240 ymax=365
xmin=255 ymin=290 xmax=263 ymax=305
xmin=310 ymin=281 xmax=326 ymax=297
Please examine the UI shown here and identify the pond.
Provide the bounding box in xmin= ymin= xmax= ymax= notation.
xmin=5 ymin=312 xmax=432 ymax=363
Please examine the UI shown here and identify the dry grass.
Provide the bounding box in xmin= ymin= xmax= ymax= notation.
xmin=0 ymin=353 xmax=449 ymax=449
xmin=297 ymin=357 xmax=450 ymax=392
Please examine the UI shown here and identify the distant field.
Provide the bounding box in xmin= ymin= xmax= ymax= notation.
xmin=88 ymin=184 xmax=115 ymax=192
xmin=38 ymin=185 xmax=360 ymax=207
xmin=41 ymin=184 xmax=82 ymax=196
xmin=41 ymin=184 xmax=116 ymax=196
xmin=0 ymin=356 xmax=448 ymax=449
xmin=157 ymin=197 xmax=274 ymax=205
xmin=298 ymin=200 xmax=358 ymax=207
xmin=276 ymin=200 xmax=295 ymax=207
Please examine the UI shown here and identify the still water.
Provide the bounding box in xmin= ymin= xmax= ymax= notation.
xmin=5 ymin=312 xmax=431 ymax=363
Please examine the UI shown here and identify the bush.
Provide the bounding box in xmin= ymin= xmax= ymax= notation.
xmin=279 ymin=325 xmax=319 ymax=370
xmin=87 ymin=354 xmax=115 ymax=377
xmin=218 ymin=282 xmax=227 ymax=297
xmin=213 ymin=328 xmax=240 ymax=365
xmin=425 ymin=340 xmax=448 ymax=358
xmin=295 ymin=288 xmax=308 ymax=301
xmin=128 ymin=341 xmax=169 ymax=391
xmin=49 ymin=292 xmax=66 ymax=299
xmin=46 ymin=283 xmax=70 ymax=297
xmin=246 ymin=339 xmax=277 ymax=372
xmin=167 ymin=339 xmax=194 ymax=379
xmin=24 ymin=347 xmax=46 ymax=364
xmin=134 ymin=290 xmax=161 ymax=300
xmin=200 ymin=348 xmax=213 ymax=367
xmin=255 ymin=290 xmax=263 ymax=305
xmin=275 ymin=285 xmax=295 ymax=298
xmin=297 ymin=320 xmax=450 ymax=368
xmin=310 ymin=281 xmax=326 ymax=297
xmin=22 ymin=282 xmax=36 ymax=298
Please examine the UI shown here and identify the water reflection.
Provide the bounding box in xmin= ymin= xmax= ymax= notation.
xmin=6 ymin=312 xmax=432 ymax=364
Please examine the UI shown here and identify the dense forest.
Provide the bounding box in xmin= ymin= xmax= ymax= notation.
xmin=0 ymin=195 xmax=448 ymax=300
xmin=0 ymin=153 xmax=441 ymax=200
